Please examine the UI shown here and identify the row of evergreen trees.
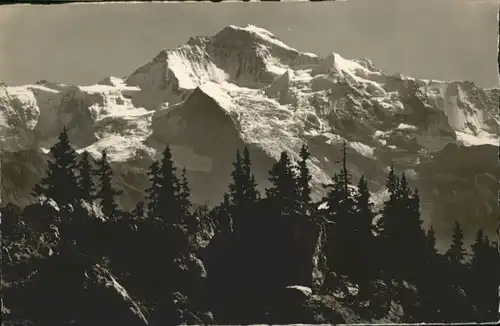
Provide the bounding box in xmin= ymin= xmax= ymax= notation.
xmin=32 ymin=129 xmax=122 ymax=218
xmin=3 ymin=128 xmax=499 ymax=323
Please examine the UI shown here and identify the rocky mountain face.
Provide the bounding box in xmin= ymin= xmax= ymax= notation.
xmin=1 ymin=24 xmax=498 ymax=250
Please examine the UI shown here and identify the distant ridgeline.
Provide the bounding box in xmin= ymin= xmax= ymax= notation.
xmin=1 ymin=127 xmax=499 ymax=325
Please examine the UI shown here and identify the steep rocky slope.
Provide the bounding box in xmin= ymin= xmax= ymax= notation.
xmin=1 ymin=24 xmax=498 ymax=250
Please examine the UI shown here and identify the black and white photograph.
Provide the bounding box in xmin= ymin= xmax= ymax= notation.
xmin=1 ymin=0 xmax=499 ymax=325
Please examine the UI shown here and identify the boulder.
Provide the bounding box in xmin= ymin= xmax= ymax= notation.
xmin=19 ymin=254 xmax=149 ymax=326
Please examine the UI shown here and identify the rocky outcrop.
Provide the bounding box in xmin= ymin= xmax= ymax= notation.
xmin=2 ymin=200 xmax=148 ymax=326
xmin=17 ymin=255 xmax=149 ymax=326
xmin=148 ymin=292 xmax=215 ymax=326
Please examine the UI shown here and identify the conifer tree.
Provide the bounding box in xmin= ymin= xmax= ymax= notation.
xmin=377 ymin=166 xmax=400 ymax=231
xmin=229 ymin=149 xmax=245 ymax=209
xmin=376 ymin=166 xmax=405 ymax=279
xmin=399 ymin=172 xmax=411 ymax=199
xmin=400 ymin=174 xmax=417 ymax=224
xmin=354 ymin=176 xmax=375 ymax=246
xmin=242 ymin=146 xmax=259 ymax=204
xmin=177 ymin=167 xmax=192 ymax=221
xmin=322 ymin=143 xmax=357 ymax=279
xmin=146 ymin=161 xmax=161 ymax=218
xmin=324 ymin=142 xmax=355 ymax=220
xmin=77 ymin=150 xmax=96 ymax=201
xmin=351 ymin=175 xmax=376 ymax=291
xmin=221 ymin=192 xmax=231 ymax=211
xmin=96 ymin=150 xmax=122 ymax=219
xmin=157 ymin=145 xmax=181 ymax=223
xmin=229 ymin=147 xmax=259 ymax=229
xmin=433 ymin=220 xmax=470 ymax=320
xmin=297 ymin=144 xmax=312 ymax=214
xmin=386 ymin=165 xmax=399 ymax=199
xmin=32 ymin=127 xmax=79 ymax=206
xmin=354 ymin=175 xmax=374 ymax=236
xmin=481 ymin=237 xmax=500 ymax=320
xmin=262 ymin=151 xmax=305 ymax=288
xmin=447 ymin=221 xmax=466 ymax=264
xmin=416 ymin=224 xmax=442 ymax=321
xmin=469 ymin=230 xmax=487 ymax=295
xmin=467 ymin=229 xmax=500 ymax=321
xmin=386 ymin=174 xmax=427 ymax=281
xmin=406 ymin=188 xmax=426 ymax=259
xmin=266 ymin=151 xmax=300 ymax=218
xmin=339 ymin=141 xmax=351 ymax=196
xmin=213 ymin=193 xmax=232 ymax=233
xmin=426 ymin=225 xmax=438 ymax=257
xmin=471 ymin=229 xmax=485 ymax=260
xmin=323 ymin=173 xmax=343 ymax=221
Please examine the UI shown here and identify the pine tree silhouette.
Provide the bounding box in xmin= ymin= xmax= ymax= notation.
xmin=447 ymin=221 xmax=466 ymax=264
xmin=386 ymin=165 xmax=399 ymax=199
xmin=297 ymin=144 xmax=312 ymax=214
xmin=157 ymin=145 xmax=181 ymax=224
xmin=122 ymin=148 xmax=192 ymax=307
xmin=352 ymin=175 xmax=376 ymax=287
xmin=253 ymin=151 xmax=303 ymax=290
xmin=404 ymin=187 xmax=426 ymax=281
xmin=321 ymin=143 xmax=358 ymax=285
xmin=32 ymin=127 xmax=79 ymax=206
xmin=425 ymin=225 xmax=437 ymax=257
xmin=77 ymin=150 xmax=96 ymax=201
xmin=376 ymin=165 xmax=401 ymax=279
xmin=266 ymin=151 xmax=300 ymax=218
xmin=339 ymin=141 xmax=351 ymax=196
xmin=482 ymin=237 xmax=500 ymax=320
xmin=323 ymin=173 xmax=343 ymax=221
xmin=442 ymin=219 xmax=469 ymax=316
xmin=416 ymin=224 xmax=442 ymax=321
xmin=354 ymin=175 xmax=374 ymax=237
xmin=146 ymin=161 xmax=161 ymax=218
xmin=215 ymin=148 xmax=265 ymax=302
xmin=96 ymin=150 xmax=122 ymax=219
xmin=324 ymin=142 xmax=355 ymax=220
xmin=229 ymin=147 xmax=259 ymax=230
xmin=178 ymin=167 xmax=192 ymax=221
xmin=383 ymin=176 xmax=428 ymax=320
xmin=229 ymin=149 xmax=244 ymax=210
xmin=213 ymin=193 xmax=233 ymax=233
xmin=470 ymin=229 xmax=485 ymax=266
xmin=376 ymin=169 xmax=426 ymax=281
xmin=423 ymin=225 xmax=440 ymax=287
xmin=242 ymin=147 xmax=259 ymax=204
xmin=468 ymin=229 xmax=500 ymax=321
xmin=399 ymin=172 xmax=411 ymax=199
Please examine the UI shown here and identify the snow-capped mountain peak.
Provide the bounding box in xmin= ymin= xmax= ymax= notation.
xmin=1 ymin=25 xmax=498 ymax=248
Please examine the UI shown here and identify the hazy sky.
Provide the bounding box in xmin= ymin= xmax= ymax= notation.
xmin=0 ymin=0 xmax=498 ymax=88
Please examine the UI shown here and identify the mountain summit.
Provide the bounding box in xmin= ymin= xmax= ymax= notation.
xmin=1 ymin=25 xmax=498 ymax=249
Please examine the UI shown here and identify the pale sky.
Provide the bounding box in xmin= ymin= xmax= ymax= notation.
xmin=0 ymin=0 xmax=498 ymax=88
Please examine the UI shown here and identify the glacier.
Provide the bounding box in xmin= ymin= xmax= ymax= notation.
xmin=1 ymin=24 xmax=498 ymax=250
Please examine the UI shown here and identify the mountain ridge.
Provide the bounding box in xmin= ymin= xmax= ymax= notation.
xmin=1 ymin=24 xmax=498 ymax=250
